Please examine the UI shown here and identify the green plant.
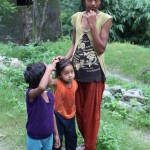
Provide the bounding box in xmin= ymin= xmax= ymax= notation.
xmin=60 ymin=0 xmax=80 ymax=36
xmin=97 ymin=121 xmax=119 ymax=150
xmin=105 ymin=42 xmax=150 ymax=84
xmin=102 ymin=0 xmax=150 ymax=46
xmin=76 ymin=123 xmax=84 ymax=146
xmin=0 ymin=0 xmax=16 ymax=27
xmin=3 ymin=67 xmax=24 ymax=87
xmin=0 ymin=40 xmax=150 ymax=149
xmin=101 ymin=108 xmax=150 ymax=150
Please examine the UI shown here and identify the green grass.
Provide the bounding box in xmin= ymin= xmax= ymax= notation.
xmin=0 ymin=78 xmax=26 ymax=150
xmin=99 ymin=108 xmax=150 ymax=150
xmin=0 ymin=37 xmax=70 ymax=64
xmin=0 ymin=40 xmax=150 ymax=149
xmin=105 ymin=42 xmax=150 ymax=84
xmin=1 ymin=40 xmax=149 ymax=84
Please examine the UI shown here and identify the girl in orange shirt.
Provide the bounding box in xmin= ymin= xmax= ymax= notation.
xmin=51 ymin=59 xmax=78 ymax=150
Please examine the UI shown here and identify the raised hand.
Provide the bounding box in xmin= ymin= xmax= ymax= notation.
xmin=86 ymin=10 xmax=97 ymax=28
xmin=52 ymin=56 xmax=65 ymax=62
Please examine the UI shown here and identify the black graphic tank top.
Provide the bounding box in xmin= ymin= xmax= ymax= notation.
xmin=72 ymin=33 xmax=105 ymax=82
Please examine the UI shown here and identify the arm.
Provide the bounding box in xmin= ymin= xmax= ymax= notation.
xmin=52 ymin=29 xmax=76 ymax=61
xmin=65 ymin=29 xmax=76 ymax=59
xmin=53 ymin=113 xmax=60 ymax=148
xmin=52 ymin=30 xmax=76 ymax=61
xmin=87 ymin=10 xmax=112 ymax=55
xmin=48 ymin=78 xmax=58 ymax=86
xmin=28 ymin=61 xmax=58 ymax=102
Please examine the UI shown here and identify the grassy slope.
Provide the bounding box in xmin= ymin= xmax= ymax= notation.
xmin=100 ymin=109 xmax=150 ymax=150
xmin=0 ymin=80 xmax=26 ymax=150
xmin=105 ymin=42 xmax=150 ymax=84
xmin=0 ymin=41 xmax=150 ymax=149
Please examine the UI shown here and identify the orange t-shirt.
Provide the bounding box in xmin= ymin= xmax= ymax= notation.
xmin=54 ymin=79 xmax=78 ymax=119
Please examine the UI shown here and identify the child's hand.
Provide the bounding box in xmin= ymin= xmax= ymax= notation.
xmin=54 ymin=134 xmax=60 ymax=148
xmin=51 ymin=58 xmax=59 ymax=70
xmin=52 ymin=58 xmax=59 ymax=64
xmin=46 ymin=58 xmax=59 ymax=71
xmin=52 ymin=56 xmax=65 ymax=62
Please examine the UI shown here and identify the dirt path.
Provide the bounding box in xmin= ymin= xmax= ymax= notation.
xmin=106 ymin=70 xmax=133 ymax=82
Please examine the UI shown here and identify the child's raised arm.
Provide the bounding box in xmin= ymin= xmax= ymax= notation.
xmin=28 ymin=61 xmax=58 ymax=102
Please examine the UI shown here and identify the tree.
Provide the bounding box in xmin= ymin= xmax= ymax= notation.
xmin=33 ymin=0 xmax=62 ymax=43
xmin=21 ymin=0 xmax=62 ymax=44
xmin=33 ymin=0 xmax=49 ymax=42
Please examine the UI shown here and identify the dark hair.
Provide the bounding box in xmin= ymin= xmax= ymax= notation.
xmin=81 ymin=0 xmax=103 ymax=10
xmin=24 ymin=62 xmax=46 ymax=88
xmin=55 ymin=58 xmax=73 ymax=78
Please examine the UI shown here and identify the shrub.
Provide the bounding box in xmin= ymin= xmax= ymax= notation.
xmin=101 ymin=0 xmax=150 ymax=46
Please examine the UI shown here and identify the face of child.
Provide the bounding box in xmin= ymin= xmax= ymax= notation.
xmin=60 ymin=65 xmax=75 ymax=84
xmin=85 ymin=0 xmax=101 ymax=12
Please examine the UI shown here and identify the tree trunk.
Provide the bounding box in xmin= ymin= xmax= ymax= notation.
xmin=22 ymin=5 xmax=33 ymax=44
xmin=38 ymin=0 xmax=49 ymax=42
xmin=33 ymin=0 xmax=62 ymax=43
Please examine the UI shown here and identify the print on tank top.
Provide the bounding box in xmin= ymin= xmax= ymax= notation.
xmin=72 ymin=33 xmax=102 ymax=82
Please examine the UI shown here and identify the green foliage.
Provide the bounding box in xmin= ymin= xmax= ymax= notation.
xmin=76 ymin=124 xmax=84 ymax=146
xmin=8 ymin=97 xmax=26 ymax=113
xmin=60 ymin=0 xmax=80 ymax=37
xmin=103 ymin=96 xmax=150 ymax=128
xmin=0 ymin=0 xmax=16 ymax=26
xmin=101 ymin=0 xmax=150 ymax=46
xmin=0 ymin=74 xmax=25 ymax=116
xmin=97 ymin=121 xmax=119 ymax=150
xmin=0 ymin=41 xmax=150 ymax=149
xmin=129 ymin=98 xmax=150 ymax=128
xmin=61 ymin=0 xmax=80 ymax=13
xmin=61 ymin=11 xmax=72 ymax=37
xmin=0 ymin=37 xmax=70 ymax=64
xmin=102 ymin=82 xmax=150 ymax=128
xmin=101 ymin=0 xmax=127 ymax=42
xmin=0 ymin=77 xmax=26 ymax=149
xmin=105 ymin=42 xmax=150 ymax=84
xmin=101 ymin=109 xmax=150 ymax=150
xmin=123 ymin=0 xmax=150 ymax=46
xmin=2 ymin=67 xmax=25 ymax=87
xmin=104 ymin=76 xmax=150 ymax=128
xmin=0 ymin=42 xmax=33 ymax=61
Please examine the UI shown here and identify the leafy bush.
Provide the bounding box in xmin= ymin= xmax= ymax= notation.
xmin=2 ymin=67 xmax=25 ymax=87
xmin=122 ymin=0 xmax=150 ymax=46
xmin=60 ymin=0 xmax=80 ymax=37
xmin=97 ymin=121 xmax=119 ymax=150
xmin=61 ymin=11 xmax=72 ymax=37
xmin=102 ymin=0 xmax=150 ymax=46
xmin=101 ymin=0 xmax=127 ymax=42
xmin=0 ymin=0 xmax=16 ymax=27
